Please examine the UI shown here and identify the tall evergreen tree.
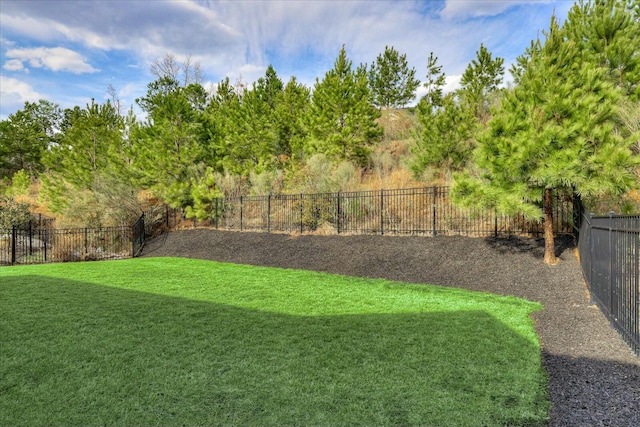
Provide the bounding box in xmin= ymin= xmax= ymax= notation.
xmin=41 ymin=99 xmax=136 ymax=224
xmin=0 ymin=100 xmax=62 ymax=179
xmin=452 ymin=16 xmax=639 ymax=264
xmin=411 ymin=53 xmax=476 ymax=178
xmin=206 ymin=77 xmax=242 ymax=173
xmin=47 ymin=100 xmax=123 ymax=190
xmin=274 ymin=76 xmax=311 ymax=164
xmin=131 ymin=78 xmax=209 ymax=208
xmin=368 ymin=46 xmax=420 ymax=109
xmin=564 ymin=0 xmax=640 ymax=100
xmin=458 ymin=44 xmax=505 ymax=124
xmin=421 ymin=52 xmax=446 ymax=108
xmin=226 ymin=65 xmax=285 ymax=173
xmin=307 ymin=45 xmax=382 ymax=165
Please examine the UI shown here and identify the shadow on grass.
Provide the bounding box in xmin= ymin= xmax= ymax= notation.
xmin=2 ymin=275 xmax=547 ymax=427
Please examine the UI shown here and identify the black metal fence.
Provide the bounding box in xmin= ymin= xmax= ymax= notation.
xmin=131 ymin=213 xmax=146 ymax=257
xmin=1 ymin=186 xmax=578 ymax=266
xmin=578 ymin=211 xmax=640 ymax=356
xmin=1 ymin=221 xmax=143 ymax=266
xmin=13 ymin=213 xmax=56 ymax=230
xmin=176 ymin=187 xmax=577 ymax=237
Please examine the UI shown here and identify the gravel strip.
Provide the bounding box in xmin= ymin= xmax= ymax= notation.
xmin=141 ymin=229 xmax=640 ymax=426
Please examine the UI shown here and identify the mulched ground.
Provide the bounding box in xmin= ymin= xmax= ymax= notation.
xmin=141 ymin=229 xmax=640 ymax=427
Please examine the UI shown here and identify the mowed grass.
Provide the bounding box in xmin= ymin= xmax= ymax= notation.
xmin=0 ymin=258 xmax=549 ymax=426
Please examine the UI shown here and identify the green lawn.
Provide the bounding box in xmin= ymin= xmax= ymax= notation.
xmin=0 ymin=258 xmax=549 ymax=426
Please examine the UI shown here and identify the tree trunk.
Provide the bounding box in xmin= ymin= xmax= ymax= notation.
xmin=543 ymin=188 xmax=558 ymax=265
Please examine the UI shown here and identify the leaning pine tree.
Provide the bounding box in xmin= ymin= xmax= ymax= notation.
xmin=452 ymin=15 xmax=639 ymax=265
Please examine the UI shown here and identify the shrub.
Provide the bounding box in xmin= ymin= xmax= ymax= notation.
xmin=7 ymin=170 xmax=31 ymax=197
xmin=0 ymin=196 xmax=31 ymax=229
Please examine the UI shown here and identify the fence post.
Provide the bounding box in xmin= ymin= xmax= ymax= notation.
xmin=29 ymin=220 xmax=33 ymax=255
xmin=336 ymin=192 xmax=341 ymax=234
xmin=380 ymin=190 xmax=384 ymax=235
xmin=215 ymin=199 xmax=219 ymax=229
xmin=494 ymin=211 xmax=498 ymax=237
xmin=300 ymin=194 xmax=304 ymax=233
xmin=572 ymin=192 xmax=581 ymax=234
xmin=267 ymin=194 xmax=271 ymax=233
xmin=43 ymin=229 xmax=48 ymax=262
xmin=588 ymin=213 xmax=594 ymax=303
xmin=432 ymin=186 xmax=438 ymax=237
xmin=11 ymin=225 xmax=16 ymax=265
xmin=240 ymin=196 xmax=243 ymax=231
xmin=609 ymin=211 xmax=616 ymax=327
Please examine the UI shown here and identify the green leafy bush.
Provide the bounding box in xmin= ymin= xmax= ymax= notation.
xmin=0 ymin=196 xmax=31 ymax=229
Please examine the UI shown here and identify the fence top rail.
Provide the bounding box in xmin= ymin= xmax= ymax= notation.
xmin=220 ymin=186 xmax=450 ymax=203
xmin=591 ymin=226 xmax=640 ymax=233
xmin=587 ymin=212 xmax=640 ymax=220
xmin=2 ymin=225 xmax=131 ymax=233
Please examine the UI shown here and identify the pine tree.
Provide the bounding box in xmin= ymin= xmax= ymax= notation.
xmin=273 ymin=76 xmax=311 ymax=165
xmin=206 ymin=77 xmax=241 ymax=173
xmin=421 ymin=53 xmax=446 ymax=108
xmin=41 ymin=99 xmax=138 ymax=225
xmin=307 ymin=45 xmax=382 ymax=165
xmin=452 ymin=16 xmax=639 ymax=264
xmin=458 ymin=44 xmax=505 ymax=124
xmin=368 ymin=46 xmax=420 ymax=109
xmin=564 ymin=0 xmax=640 ymax=100
xmin=131 ymin=78 xmax=208 ymax=208
xmin=411 ymin=53 xmax=475 ymax=178
xmin=48 ymin=100 xmax=123 ymax=190
xmin=228 ymin=65 xmax=284 ymax=173
xmin=0 ymin=100 xmax=62 ymax=179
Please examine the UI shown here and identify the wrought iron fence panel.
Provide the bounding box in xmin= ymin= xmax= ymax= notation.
xmin=268 ymin=194 xmax=304 ymax=233
xmin=339 ymin=190 xmax=378 ymax=234
xmin=579 ymin=212 xmax=640 ymax=357
xmin=132 ymin=214 xmax=145 ymax=257
xmin=2 ymin=186 xmax=579 ymax=267
xmin=0 ymin=225 xmax=134 ymax=266
xmin=171 ymin=186 xmax=576 ymax=237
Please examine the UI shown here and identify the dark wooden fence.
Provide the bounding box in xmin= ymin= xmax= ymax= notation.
xmin=578 ymin=211 xmax=640 ymax=357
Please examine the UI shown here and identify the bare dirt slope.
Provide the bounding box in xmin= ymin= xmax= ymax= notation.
xmin=141 ymin=229 xmax=640 ymax=427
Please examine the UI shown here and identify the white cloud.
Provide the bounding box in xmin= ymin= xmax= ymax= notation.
xmin=0 ymin=14 xmax=65 ymax=42
xmin=0 ymin=0 xmax=569 ymax=118
xmin=5 ymin=47 xmax=98 ymax=74
xmin=3 ymin=59 xmax=27 ymax=72
xmin=117 ymin=83 xmax=139 ymax=99
xmin=444 ymin=75 xmax=463 ymax=93
xmin=0 ymin=76 xmax=43 ymax=116
xmin=0 ymin=37 xmax=15 ymax=47
xmin=414 ymin=74 xmax=463 ymax=104
xmin=441 ymin=0 xmax=522 ymax=20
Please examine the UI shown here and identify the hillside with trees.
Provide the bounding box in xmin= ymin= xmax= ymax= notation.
xmin=1 ymin=0 xmax=638 ymax=263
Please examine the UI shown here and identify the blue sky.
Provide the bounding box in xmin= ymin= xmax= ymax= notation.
xmin=0 ymin=0 xmax=575 ymax=120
